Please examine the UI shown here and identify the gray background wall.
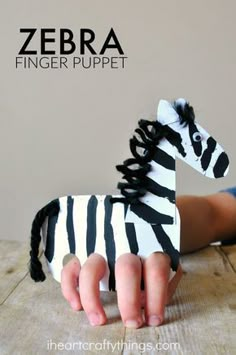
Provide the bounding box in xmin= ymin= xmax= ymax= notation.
xmin=1 ymin=0 xmax=235 ymax=241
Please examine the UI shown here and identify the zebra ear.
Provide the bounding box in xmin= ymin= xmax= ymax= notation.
xmin=157 ymin=99 xmax=179 ymax=126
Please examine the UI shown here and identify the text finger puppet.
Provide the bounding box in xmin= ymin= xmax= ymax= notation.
xmin=29 ymin=99 xmax=229 ymax=290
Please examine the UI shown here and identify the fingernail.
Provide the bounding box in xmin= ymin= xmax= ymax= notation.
xmin=147 ymin=315 xmax=163 ymax=326
xmin=125 ymin=319 xmax=142 ymax=328
xmin=88 ymin=312 xmax=102 ymax=326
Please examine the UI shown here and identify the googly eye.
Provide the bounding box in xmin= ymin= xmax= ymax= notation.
xmin=193 ymin=132 xmax=203 ymax=142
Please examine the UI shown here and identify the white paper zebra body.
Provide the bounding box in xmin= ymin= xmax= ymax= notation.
xmin=30 ymin=98 xmax=229 ymax=291
xmin=42 ymin=194 xmax=181 ymax=290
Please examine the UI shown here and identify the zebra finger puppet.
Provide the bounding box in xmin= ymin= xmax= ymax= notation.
xmin=29 ymin=98 xmax=229 ymax=291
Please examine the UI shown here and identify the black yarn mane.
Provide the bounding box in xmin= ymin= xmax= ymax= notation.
xmin=110 ymin=100 xmax=195 ymax=205
xmin=110 ymin=119 xmax=172 ymax=204
xmin=173 ymin=100 xmax=195 ymax=126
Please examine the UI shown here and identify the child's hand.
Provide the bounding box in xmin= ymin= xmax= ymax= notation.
xmin=61 ymin=253 xmax=182 ymax=328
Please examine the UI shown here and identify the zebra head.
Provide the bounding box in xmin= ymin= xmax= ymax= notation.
xmin=157 ymin=99 xmax=229 ymax=178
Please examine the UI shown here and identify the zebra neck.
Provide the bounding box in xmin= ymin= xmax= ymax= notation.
xmin=125 ymin=139 xmax=177 ymax=225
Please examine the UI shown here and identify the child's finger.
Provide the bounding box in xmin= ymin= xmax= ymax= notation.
xmin=143 ymin=252 xmax=170 ymax=326
xmin=115 ymin=253 xmax=143 ymax=329
xmin=61 ymin=256 xmax=82 ymax=311
xmin=79 ymin=253 xmax=107 ymax=326
xmin=166 ymin=263 xmax=183 ymax=305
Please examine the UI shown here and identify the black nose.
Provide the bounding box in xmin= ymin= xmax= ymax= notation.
xmin=213 ymin=152 xmax=229 ymax=178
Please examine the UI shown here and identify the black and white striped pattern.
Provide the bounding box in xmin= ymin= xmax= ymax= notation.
xmin=43 ymin=194 xmax=180 ymax=290
xmin=40 ymin=99 xmax=229 ymax=290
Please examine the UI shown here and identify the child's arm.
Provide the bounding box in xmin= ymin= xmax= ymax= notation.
xmin=178 ymin=192 xmax=236 ymax=254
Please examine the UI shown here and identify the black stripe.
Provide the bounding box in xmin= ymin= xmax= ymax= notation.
xmin=213 ymin=152 xmax=229 ymax=178
xmin=45 ymin=199 xmax=60 ymax=262
xmin=125 ymin=206 xmax=141 ymax=287
xmin=125 ymin=223 xmax=139 ymax=255
xmin=165 ymin=126 xmax=186 ymax=157
xmin=86 ymin=195 xmax=98 ymax=257
xmin=151 ymin=225 xmax=180 ymax=271
xmin=66 ymin=196 xmax=76 ymax=254
xmin=189 ymin=123 xmax=202 ymax=157
xmin=201 ymin=137 xmax=216 ymax=171
xmin=153 ymin=147 xmax=175 ymax=171
xmin=221 ymin=236 xmax=236 ymax=246
xmin=104 ymin=196 xmax=116 ymax=291
xmin=144 ymin=177 xmax=175 ymax=203
xmin=124 ymin=202 xmax=129 ymax=217
xmin=130 ymin=202 xmax=173 ymax=224
xmin=124 ymin=203 xmax=139 ymax=254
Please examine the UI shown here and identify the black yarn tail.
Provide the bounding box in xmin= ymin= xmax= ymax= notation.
xmin=29 ymin=199 xmax=60 ymax=282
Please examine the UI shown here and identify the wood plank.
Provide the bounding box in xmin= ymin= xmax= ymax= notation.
xmin=158 ymin=273 xmax=236 ymax=354
xmin=0 ymin=241 xmax=235 ymax=354
xmin=220 ymin=244 xmax=236 ymax=272
xmin=123 ymin=273 xmax=236 ymax=354
xmin=0 ymin=240 xmax=29 ymax=304
xmin=123 ymin=246 xmax=236 ymax=355
xmin=1 ymin=272 xmax=235 ymax=355
xmin=180 ymin=245 xmax=235 ymax=275
xmin=0 ymin=259 xmax=126 ymax=355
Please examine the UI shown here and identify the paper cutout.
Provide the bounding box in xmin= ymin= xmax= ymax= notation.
xmin=29 ymin=98 xmax=229 ymax=291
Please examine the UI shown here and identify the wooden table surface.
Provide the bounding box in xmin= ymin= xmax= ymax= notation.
xmin=0 ymin=240 xmax=235 ymax=355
